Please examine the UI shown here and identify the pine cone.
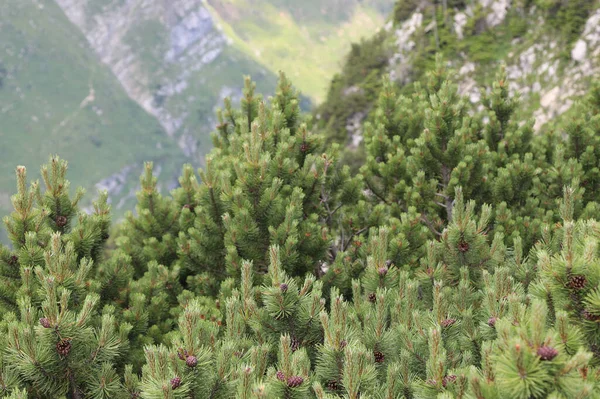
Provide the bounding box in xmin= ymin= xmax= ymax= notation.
xmin=590 ymin=344 xmax=600 ymax=358
xmin=458 ymin=240 xmax=469 ymax=253
xmin=300 ymin=143 xmax=309 ymax=153
xmin=441 ymin=318 xmax=456 ymax=328
xmin=339 ymin=340 xmax=347 ymax=349
xmin=276 ymin=371 xmax=286 ymax=382
xmin=186 ymin=355 xmax=198 ymax=368
xmin=367 ymin=293 xmax=376 ymax=303
xmin=442 ymin=375 xmax=457 ymax=387
xmin=56 ymin=339 xmax=72 ymax=356
xmin=170 ymin=376 xmax=182 ymax=390
xmin=374 ymin=351 xmax=385 ymax=363
xmin=326 ymin=380 xmax=340 ymax=391
xmin=537 ymin=346 xmax=558 ymax=361
xmin=56 ymin=215 xmax=68 ymax=228
xmin=8 ymin=255 xmax=18 ymax=266
xmin=287 ymin=376 xmax=304 ymax=388
xmin=290 ymin=337 xmax=300 ymax=352
xmin=378 ymin=267 xmax=388 ymax=277
xmin=182 ymin=204 xmax=195 ymax=212
xmin=39 ymin=318 xmax=52 ymax=328
xmin=583 ymin=310 xmax=600 ymax=322
xmin=487 ymin=317 xmax=497 ymax=327
xmin=568 ymin=274 xmax=587 ymax=290
xmin=280 ymin=283 xmax=288 ymax=293
xmin=385 ymin=259 xmax=392 ymax=267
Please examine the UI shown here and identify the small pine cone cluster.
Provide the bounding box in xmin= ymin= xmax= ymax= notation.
xmin=170 ymin=377 xmax=182 ymax=390
xmin=367 ymin=293 xmax=376 ymax=303
xmin=56 ymin=339 xmax=72 ymax=356
xmin=300 ymin=142 xmax=309 ymax=153
xmin=458 ymin=240 xmax=470 ymax=253
xmin=537 ymin=346 xmax=558 ymax=361
xmin=177 ymin=348 xmax=188 ymax=360
xmin=290 ymin=337 xmax=300 ymax=352
xmin=326 ymin=380 xmax=340 ymax=391
xmin=56 ymin=215 xmax=68 ymax=228
xmin=39 ymin=317 xmax=52 ymax=328
xmin=280 ymin=283 xmax=288 ymax=293
xmin=442 ymin=375 xmax=457 ymax=387
xmin=378 ymin=267 xmax=388 ymax=277
xmin=276 ymin=371 xmax=286 ymax=382
xmin=339 ymin=340 xmax=347 ymax=350
xmin=186 ymin=355 xmax=198 ymax=368
xmin=287 ymin=376 xmax=304 ymax=388
xmin=441 ymin=318 xmax=456 ymax=328
xmin=374 ymin=351 xmax=385 ymax=363
xmin=487 ymin=317 xmax=497 ymax=327
xmin=568 ymin=274 xmax=587 ymax=290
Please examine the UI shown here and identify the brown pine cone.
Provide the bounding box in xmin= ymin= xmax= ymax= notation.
xmin=56 ymin=215 xmax=68 ymax=227
xmin=276 ymin=371 xmax=286 ymax=382
xmin=568 ymin=274 xmax=587 ymax=290
xmin=186 ymin=355 xmax=198 ymax=368
xmin=287 ymin=376 xmax=304 ymax=388
xmin=170 ymin=376 xmax=182 ymax=390
xmin=441 ymin=318 xmax=456 ymax=328
xmin=458 ymin=240 xmax=469 ymax=253
xmin=56 ymin=339 xmax=72 ymax=356
xmin=290 ymin=337 xmax=300 ymax=352
xmin=39 ymin=318 xmax=52 ymax=328
xmin=537 ymin=346 xmax=558 ymax=361
xmin=583 ymin=310 xmax=600 ymax=322
xmin=374 ymin=351 xmax=385 ymax=363
xmin=442 ymin=375 xmax=457 ymax=387
xmin=367 ymin=293 xmax=376 ymax=303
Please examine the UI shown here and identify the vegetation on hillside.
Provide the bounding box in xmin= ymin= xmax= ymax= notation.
xmin=0 ymin=53 xmax=598 ymax=396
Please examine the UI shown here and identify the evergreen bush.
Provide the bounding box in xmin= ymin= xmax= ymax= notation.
xmin=0 ymin=58 xmax=599 ymax=399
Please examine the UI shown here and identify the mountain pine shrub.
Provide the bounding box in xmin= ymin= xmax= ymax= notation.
xmin=0 ymin=62 xmax=599 ymax=399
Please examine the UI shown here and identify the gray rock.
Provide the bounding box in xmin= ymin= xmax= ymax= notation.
xmin=571 ymin=40 xmax=587 ymax=62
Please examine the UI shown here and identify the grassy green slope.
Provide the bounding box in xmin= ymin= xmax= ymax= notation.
xmin=0 ymin=0 xmax=180 ymax=216
xmin=206 ymin=0 xmax=394 ymax=102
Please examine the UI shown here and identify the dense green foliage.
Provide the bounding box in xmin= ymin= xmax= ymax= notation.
xmin=0 ymin=55 xmax=599 ymax=397
xmin=1 ymin=0 xmax=600 ymax=392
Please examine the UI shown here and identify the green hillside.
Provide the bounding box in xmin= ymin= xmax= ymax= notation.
xmin=0 ymin=0 xmax=180 ymax=219
xmin=206 ymin=0 xmax=394 ymax=102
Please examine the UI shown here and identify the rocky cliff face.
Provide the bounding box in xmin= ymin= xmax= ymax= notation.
xmin=54 ymin=0 xmax=227 ymax=154
xmin=389 ymin=1 xmax=600 ymax=128
xmin=318 ymin=0 xmax=600 ymax=149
